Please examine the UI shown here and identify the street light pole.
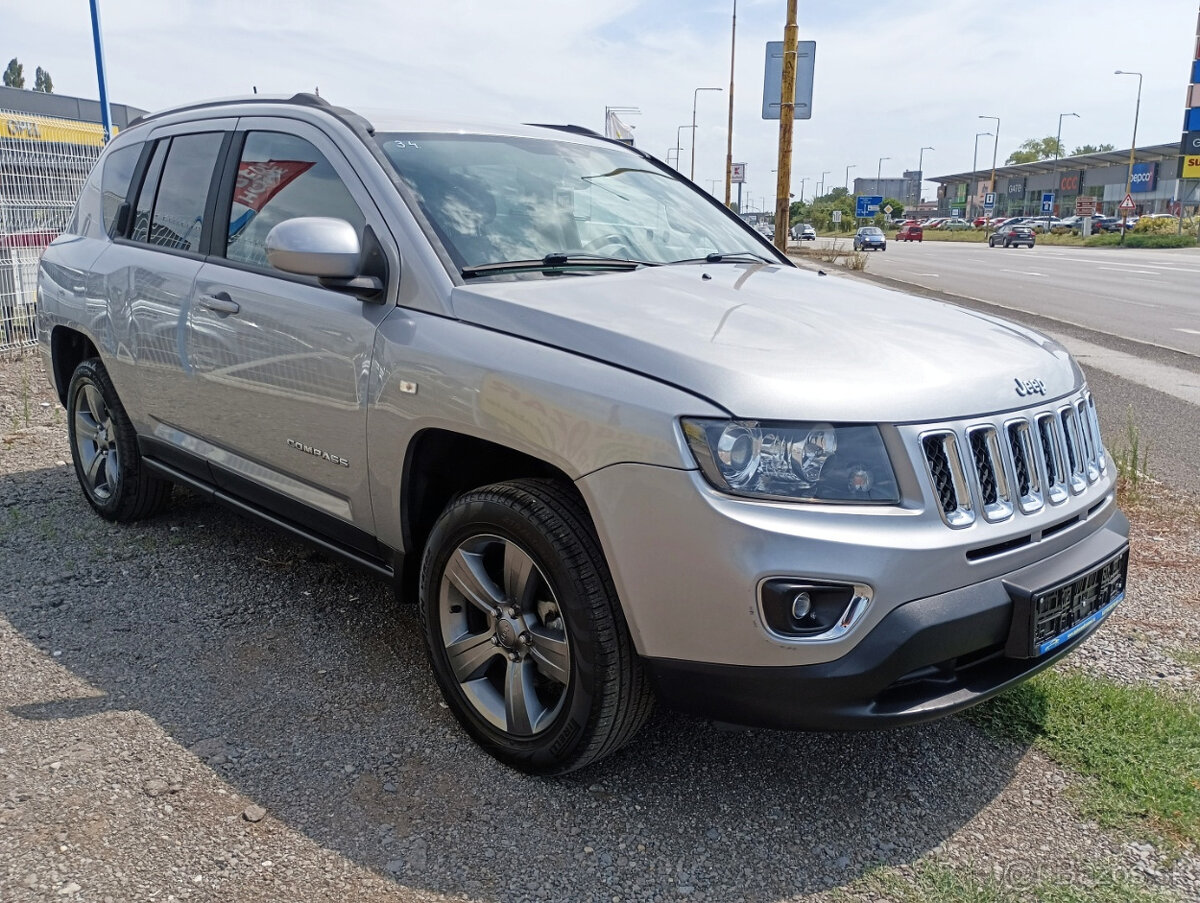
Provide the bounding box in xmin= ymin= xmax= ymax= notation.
xmin=876 ymin=156 xmax=890 ymax=195
xmin=978 ymin=116 xmax=999 ymax=230
xmin=845 ymin=163 xmax=856 ymax=191
xmin=798 ymin=176 xmax=807 ymax=203
xmin=916 ymin=146 xmax=934 ymax=212
xmin=672 ymin=125 xmax=690 ymax=171
xmin=690 ymin=87 xmax=723 ymax=181
xmin=1115 ymin=70 xmax=1143 ymax=242
xmin=971 ymin=132 xmax=992 ymax=221
xmin=724 ymin=1 xmax=737 ymax=207
xmin=818 ymin=170 xmax=830 ymax=198
xmin=1048 ymin=112 xmax=1079 ymax=231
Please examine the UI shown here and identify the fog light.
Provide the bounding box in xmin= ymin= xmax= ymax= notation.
xmin=759 ymin=578 xmax=872 ymax=640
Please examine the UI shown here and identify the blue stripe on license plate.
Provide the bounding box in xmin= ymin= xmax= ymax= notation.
xmin=1036 ymin=592 xmax=1124 ymax=656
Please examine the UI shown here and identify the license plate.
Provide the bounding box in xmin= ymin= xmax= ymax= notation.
xmin=1027 ymin=549 xmax=1128 ymax=657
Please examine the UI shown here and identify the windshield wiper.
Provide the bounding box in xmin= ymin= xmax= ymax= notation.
xmin=461 ymin=253 xmax=658 ymax=279
xmin=668 ymin=251 xmax=774 ymax=265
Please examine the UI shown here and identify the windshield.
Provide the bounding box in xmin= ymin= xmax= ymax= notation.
xmin=376 ymin=132 xmax=771 ymax=274
xmin=862 ymin=227 xmax=883 ymax=236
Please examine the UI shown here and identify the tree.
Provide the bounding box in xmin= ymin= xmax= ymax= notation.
xmin=34 ymin=66 xmax=53 ymax=93
xmin=1072 ymin=143 xmax=1114 ymax=155
xmin=3 ymin=58 xmax=25 ymax=89
xmin=1005 ymin=137 xmax=1063 ymax=165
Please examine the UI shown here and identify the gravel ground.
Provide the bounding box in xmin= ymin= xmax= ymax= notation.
xmin=1 ymin=353 xmax=1197 ymax=902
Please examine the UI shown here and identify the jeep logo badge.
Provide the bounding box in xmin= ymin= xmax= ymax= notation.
xmin=1014 ymin=377 xmax=1046 ymax=397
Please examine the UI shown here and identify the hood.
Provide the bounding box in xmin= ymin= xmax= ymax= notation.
xmin=450 ymin=263 xmax=1082 ymax=423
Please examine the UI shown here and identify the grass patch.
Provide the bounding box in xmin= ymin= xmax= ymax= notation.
xmin=1111 ymin=406 xmax=1152 ymax=503
xmin=1084 ymin=232 xmax=1197 ymax=249
xmin=968 ymin=670 xmax=1200 ymax=849
xmin=853 ymin=860 xmax=1174 ymax=903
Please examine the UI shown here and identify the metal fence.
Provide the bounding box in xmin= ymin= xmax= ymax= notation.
xmin=1 ymin=110 xmax=103 ymax=354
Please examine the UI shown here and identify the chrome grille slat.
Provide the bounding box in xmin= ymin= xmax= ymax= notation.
xmin=921 ymin=432 xmax=974 ymax=527
xmin=919 ymin=389 xmax=1107 ymax=528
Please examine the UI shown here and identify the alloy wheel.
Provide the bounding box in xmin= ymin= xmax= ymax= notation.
xmin=437 ymin=533 xmax=571 ymax=736
xmin=73 ymin=382 xmax=121 ymax=502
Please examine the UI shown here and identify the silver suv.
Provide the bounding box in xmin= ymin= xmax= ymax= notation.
xmin=38 ymin=95 xmax=1128 ymax=773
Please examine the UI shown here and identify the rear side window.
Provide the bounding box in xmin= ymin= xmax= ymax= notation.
xmin=131 ymin=140 xmax=169 ymax=244
xmin=100 ymin=144 xmax=141 ymax=235
xmin=130 ymin=132 xmax=224 ymax=253
xmin=225 ymin=131 xmax=364 ymax=268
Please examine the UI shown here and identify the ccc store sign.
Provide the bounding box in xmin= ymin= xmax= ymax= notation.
xmin=1058 ymin=171 xmax=1083 ymax=192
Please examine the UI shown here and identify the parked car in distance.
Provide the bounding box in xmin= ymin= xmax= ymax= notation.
xmin=37 ymin=93 xmax=1128 ymax=775
xmin=972 ymin=216 xmax=990 ymax=228
xmin=896 ymin=223 xmax=923 ymax=242
xmin=940 ymin=218 xmax=973 ymax=231
xmin=791 ymin=223 xmax=817 ymax=241
xmin=853 ymin=226 xmax=887 ymax=250
xmin=988 ymin=224 xmax=1036 ymax=248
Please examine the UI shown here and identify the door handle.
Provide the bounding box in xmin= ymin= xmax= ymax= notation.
xmin=198 ymin=292 xmax=240 ymax=315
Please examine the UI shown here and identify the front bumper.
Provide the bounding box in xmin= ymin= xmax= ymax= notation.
xmin=644 ymin=508 xmax=1128 ymax=729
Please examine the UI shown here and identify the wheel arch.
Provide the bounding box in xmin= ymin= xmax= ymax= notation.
xmin=50 ymin=326 xmax=99 ymax=407
xmin=397 ymin=428 xmax=591 ymax=599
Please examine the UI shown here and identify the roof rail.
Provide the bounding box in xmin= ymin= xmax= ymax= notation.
xmin=524 ymin=123 xmax=605 ymax=139
xmin=126 ymin=93 xmax=372 ymax=135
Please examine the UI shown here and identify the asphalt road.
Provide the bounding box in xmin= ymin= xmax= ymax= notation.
xmin=796 ymin=239 xmax=1200 ymax=495
xmin=810 ymin=238 xmax=1200 ymax=356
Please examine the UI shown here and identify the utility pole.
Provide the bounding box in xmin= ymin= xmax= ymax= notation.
xmin=773 ymin=0 xmax=798 ymax=253
xmin=724 ymin=1 xmax=737 ymax=208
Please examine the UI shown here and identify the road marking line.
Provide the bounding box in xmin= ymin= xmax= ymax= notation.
xmin=1099 ymin=267 xmax=1157 ymax=275
xmin=1176 ymin=328 xmax=1200 ymax=335
xmin=914 ymin=272 xmax=941 ymax=277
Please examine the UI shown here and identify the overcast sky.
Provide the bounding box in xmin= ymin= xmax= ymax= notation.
xmin=7 ymin=0 xmax=1197 ymax=207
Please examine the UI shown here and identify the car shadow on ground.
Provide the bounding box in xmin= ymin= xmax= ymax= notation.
xmin=2 ymin=464 xmax=1031 ymax=900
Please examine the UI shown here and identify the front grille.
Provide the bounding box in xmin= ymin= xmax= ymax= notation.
xmin=920 ymin=390 xmax=1106 ymax=529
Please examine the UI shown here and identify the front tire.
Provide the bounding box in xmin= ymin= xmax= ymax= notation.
xmin=66 ymin=358 xmax=171 ymax=522
xmin=419 ymin=479 xmax=653 ymax=774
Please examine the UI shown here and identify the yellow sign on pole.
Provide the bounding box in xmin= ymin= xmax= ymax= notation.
xmin=1183 ymin=155 xmax=1200 ymax=178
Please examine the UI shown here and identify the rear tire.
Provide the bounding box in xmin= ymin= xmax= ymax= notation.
xmin=66 ymin=358 xmax=172 ymax=522
xmin=419 ymin=479 xmax=653 ymax=774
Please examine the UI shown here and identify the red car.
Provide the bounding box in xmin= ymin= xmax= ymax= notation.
xmin=896 ymin=223 xmax=923 ymax=242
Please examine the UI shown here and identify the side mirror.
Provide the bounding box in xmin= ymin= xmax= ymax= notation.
xmin=265 ymin=217 xmax=385 ymax=300
xmin=265 ymin=216 xmax=362 ymax=278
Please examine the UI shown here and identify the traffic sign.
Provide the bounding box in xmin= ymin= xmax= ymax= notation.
xmin=1075 ymin=196 xmax=1097 ymax=216
xmin=831 ymin=210 xmax=842 ymax=223
xmin=983 ymin=192 xmax=996 ymax=210
xmin=731 ymin=163 xmax=746 ymax=184
xmin=762 ymin=41 xmax=817 ymax=120
xmin=855 ymin=195 xmax=882 ymax=217
xmin=1040 ymin=191 xmax=1054 ymax=214
xmin=1118 ymin=193 xmax=1136 ymax=211
xmin=883 ymin=204 xmax=893 ymax=214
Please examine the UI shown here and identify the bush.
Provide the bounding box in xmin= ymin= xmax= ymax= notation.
xmin=1132 ymin=216 xmax=1179 ymax=234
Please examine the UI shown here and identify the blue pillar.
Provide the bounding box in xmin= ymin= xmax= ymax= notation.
xmin=89 ymin=0 xmax=113 ymax=142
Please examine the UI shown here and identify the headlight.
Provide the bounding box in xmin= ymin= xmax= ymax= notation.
xmin=682 ymin=419 xmax=900 ymax=503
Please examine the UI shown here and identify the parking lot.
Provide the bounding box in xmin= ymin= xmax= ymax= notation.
xmin=2 ymin=337 xmax=1199 ymax=902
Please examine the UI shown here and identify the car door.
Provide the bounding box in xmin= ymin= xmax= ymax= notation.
xmin=95 ymin=122 xmax=233 ymax=431
xmin=185 ymin=118 xmax=397 ymax=552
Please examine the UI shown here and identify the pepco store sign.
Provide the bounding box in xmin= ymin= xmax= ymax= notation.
xmin=1130 ymin=161 xmax=1157 ymax=192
